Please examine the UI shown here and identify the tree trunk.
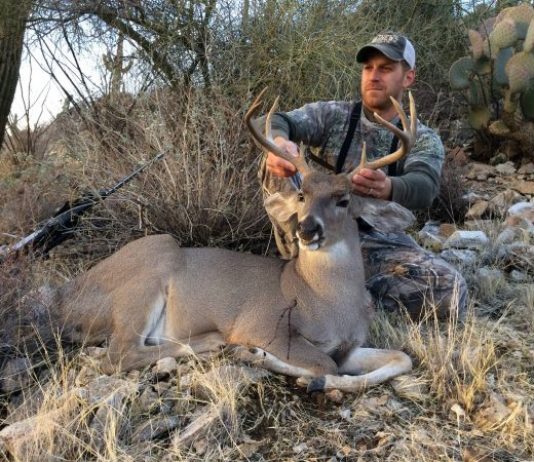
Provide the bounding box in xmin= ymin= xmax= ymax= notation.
xmin=0 ymin=0 xmax=32 ymax=149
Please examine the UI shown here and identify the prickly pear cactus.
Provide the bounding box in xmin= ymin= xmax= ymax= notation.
xmin=449 ymin=2 xmax=534 ymax=160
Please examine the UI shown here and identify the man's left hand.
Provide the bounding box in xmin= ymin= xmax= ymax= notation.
xmin=351 ymin=168 xmax=392 ymax=200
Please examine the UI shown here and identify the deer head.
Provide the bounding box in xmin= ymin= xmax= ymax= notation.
xmin=245 ymin=89 xmax=417 ymax=251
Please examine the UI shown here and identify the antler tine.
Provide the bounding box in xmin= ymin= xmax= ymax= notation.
xmin=245 ymin=88 xmax=311 ymax=176
xmin=346 ymin=91 xmax=417 ymax=179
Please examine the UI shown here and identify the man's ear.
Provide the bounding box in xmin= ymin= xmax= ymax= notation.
xmin=264 ymin=191 xmax=299 ymax=228
xmin=403 ymin=68 xmax=415 ymax=89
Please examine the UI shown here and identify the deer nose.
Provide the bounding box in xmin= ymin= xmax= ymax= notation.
xmin=297 ymin=216 xmax=323 ymax=241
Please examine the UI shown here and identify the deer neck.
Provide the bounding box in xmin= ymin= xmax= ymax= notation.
xmin=292 ymin=221 xmax=365 ymax=300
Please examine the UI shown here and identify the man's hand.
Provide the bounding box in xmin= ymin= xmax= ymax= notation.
xmin=265 ymin=137 xmax=299 ymax=177
xmin=351 ymin=168 xmax=392 ymax=200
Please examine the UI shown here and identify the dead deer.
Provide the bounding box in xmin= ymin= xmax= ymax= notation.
xmin=47 ymin=91 xmax=416 ymax=393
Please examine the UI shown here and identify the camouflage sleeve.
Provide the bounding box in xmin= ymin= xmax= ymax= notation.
xmin=258 ymin=101 xmax=348 ymax=147
xmin=256 ymin=101 xmax=347 ymax=197
xmin=390 ymin=126 xmax=444 ymax=209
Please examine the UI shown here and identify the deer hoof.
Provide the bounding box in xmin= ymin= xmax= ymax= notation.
xmin=306 ymin=376 xmax=326 ymax=393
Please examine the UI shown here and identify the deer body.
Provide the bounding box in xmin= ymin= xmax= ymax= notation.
xmin=56 ymin=191 xmax=371 ymax=381
xmin=48 ymin=91 xmax=417 ymax=392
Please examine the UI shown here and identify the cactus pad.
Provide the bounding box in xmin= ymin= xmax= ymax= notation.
xmin=505 ymin=51 xmax=534 ymax=93
xmin=449 ymin=57 xmax=474 ymax=90
xmin=468 ymin=29 xmax=485 ymax=60
xmin=488 ymin=120 xmax=511 ymax=136
xmin=524 ymin=18 xmax=534 ymax=52
xmin=495 ymin=3 xmax=534 ymax=37
xmin=520 ymin=81 xmax=534 ymax=120
xmin=468 ymin=107 xmax=491 ymax=130
xmin=495 ymin=47 xmax=514 ymax=85
xmin=489 ymin=18 xmax=518 ymax=51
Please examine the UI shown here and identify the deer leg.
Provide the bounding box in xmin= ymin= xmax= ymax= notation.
xmin=301 ymin=347 xmax=412 ymax=393
xmin=233 ymin=335 xmax=337 ymax=378
xmin=101 ymin=331 xmax=226 ymax=374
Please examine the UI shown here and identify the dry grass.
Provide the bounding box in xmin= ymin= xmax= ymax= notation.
xmin=1 ymin=84 xmax=533 ymax=461
xmin=1 ymin=291 xmax=532 ymax=461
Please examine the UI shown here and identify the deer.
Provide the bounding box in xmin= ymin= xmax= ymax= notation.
xmin=41 ymin=90 xmax=417 ymax=393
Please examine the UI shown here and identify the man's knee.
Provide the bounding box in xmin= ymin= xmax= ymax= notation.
xmin=368 ymin=260 xmax=468 ymax=320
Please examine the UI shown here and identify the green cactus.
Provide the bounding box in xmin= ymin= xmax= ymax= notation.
xmin=449 ymin=3 xmax=534 ymax=160
xmin=468 ymin=107 xmax=491 ymax=130
xmin=520 ymin=81 xmax=534 ymax=120
xmin=449 ymin=57 xmax=474 ymax=90
xmin=505 ymin=51 xmax=534 ymax=94
xmin=489 ymin=18 xmax=518 ymax=51
xmin=495 ymin=47 xmax=514 ymax=85
xmin=468 ymin=29 xmax=484 ymax=60
xmin=495 ymin=3 xmax=534 ymax=36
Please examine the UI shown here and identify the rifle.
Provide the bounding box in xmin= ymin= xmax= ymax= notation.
xmin=0 ymin=152 xmax=165 ymax=261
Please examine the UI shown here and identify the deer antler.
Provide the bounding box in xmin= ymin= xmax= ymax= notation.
xmin=346 ymin=91 xmax=417 ymax=179
xmin=245 ymin=88 xmax=312 ymax=176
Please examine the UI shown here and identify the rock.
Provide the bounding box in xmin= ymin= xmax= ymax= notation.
xmin=465 ymin=200 xmax=489 ymax=220
xmin=237 ymin=437 xmax=265 ymax=458
xmin=131 ymin=386 xmax=160 ymax=415
xmin=518 ymin=162 xmax=534 ymax=175
xmin=80 ymin=375 xmax=139 ymax=406
xmin=325 ymin=389 xmax=344 ymax=403
xmin=495 ymin=161 xmax=516 ymax=176
xmin=440 ymin=249 xmax=479 ymax=268
xmin=510 ymin=179 xmax=534 ymax=195
xmin=83 ymin=376 xmax=139 ymax=452
xmin=131 ymin=416 xmax=181 ymax=442
xmin=418 ymin=227 xmax=445 ymax=252
xmin=495 ymin=227 xmax=527 ymax=246
xmin=462 ymin=220 xmax=492 ymax=232
xmin=439 ymin=223 xmax=457 ymax=238
xmin=489 ymin=152 xmax=508 ymax=166
xmin=170 ymin=404 xmax=228 ymax=448
xmin=509 ymin=270 xmax=529 ymax=282
xmin=506 ymin=201 xmax=534 ymax=225
xmin=293 ymin=442 xmax=309 ymax=454
xmin=475 ymin=267 xmax=506 ymax=291
xmin=153 ymin=357 xmax=178 ymax=380
xmin=0 ymin=389 xmax=82 ymax=461
xmin=0 ymin=358 xmax=33 ymax=393
xmin=463 ymin=191 xmax=489 ymax=203
xmin=85 ymin=346 xmax=107 ymax=358
xmin=489 ymin=190 xmax=525 ymax=216
xmin=497 ymin=243 xmax=534 ymax=271
xmin=443 ymin=230 xmax=489 ymax=250
xmin=465 ymin=162 xmax=496 ymax=181
xmin=473 ymin=392 xmax=512 ymax=430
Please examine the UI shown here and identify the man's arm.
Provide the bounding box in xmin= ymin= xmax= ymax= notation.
xmin=350 ymin=125 xmax=444 ymax=209
xmin=256 ymin=101 xmax=348 ymax=192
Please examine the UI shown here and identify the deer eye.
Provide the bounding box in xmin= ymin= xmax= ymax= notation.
xmin=297 ymin=191 xmax=305 ymax=202
xmin=336 ymin=197 xmax=349 ymax=208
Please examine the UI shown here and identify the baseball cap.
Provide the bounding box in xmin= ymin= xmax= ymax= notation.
xmin=356 ymin=33 xmax=416 ymax=69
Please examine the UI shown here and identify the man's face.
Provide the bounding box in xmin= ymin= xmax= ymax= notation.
xmin=360 ymin=52 xmax=415 ymax=114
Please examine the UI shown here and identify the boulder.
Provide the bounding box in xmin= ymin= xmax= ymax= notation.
xmin=443 ymin=230 xmax=489 ymax=250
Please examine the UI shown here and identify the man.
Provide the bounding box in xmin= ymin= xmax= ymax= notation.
xmin=258 ymin=33 xmax=467 ymax=319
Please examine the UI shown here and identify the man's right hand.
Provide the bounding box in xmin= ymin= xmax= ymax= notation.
xmin=265 ymin=137 xmax=299 ymax=177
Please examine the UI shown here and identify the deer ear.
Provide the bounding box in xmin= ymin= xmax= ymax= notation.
xmin=264 ymin=191 xmax=299 ymax=225
xmin=355 ymin=197 xmax=416 ymax=232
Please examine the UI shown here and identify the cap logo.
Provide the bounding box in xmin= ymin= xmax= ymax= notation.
xmin=372 ymin=34 xmax=401 ymax=44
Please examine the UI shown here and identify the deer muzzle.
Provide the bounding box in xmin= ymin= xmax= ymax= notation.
xmin=297 ymin=216 xmax=324 ymax=249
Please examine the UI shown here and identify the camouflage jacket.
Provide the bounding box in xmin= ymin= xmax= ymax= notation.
xmin=259 ymin=99 xmax=444 ymax=210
